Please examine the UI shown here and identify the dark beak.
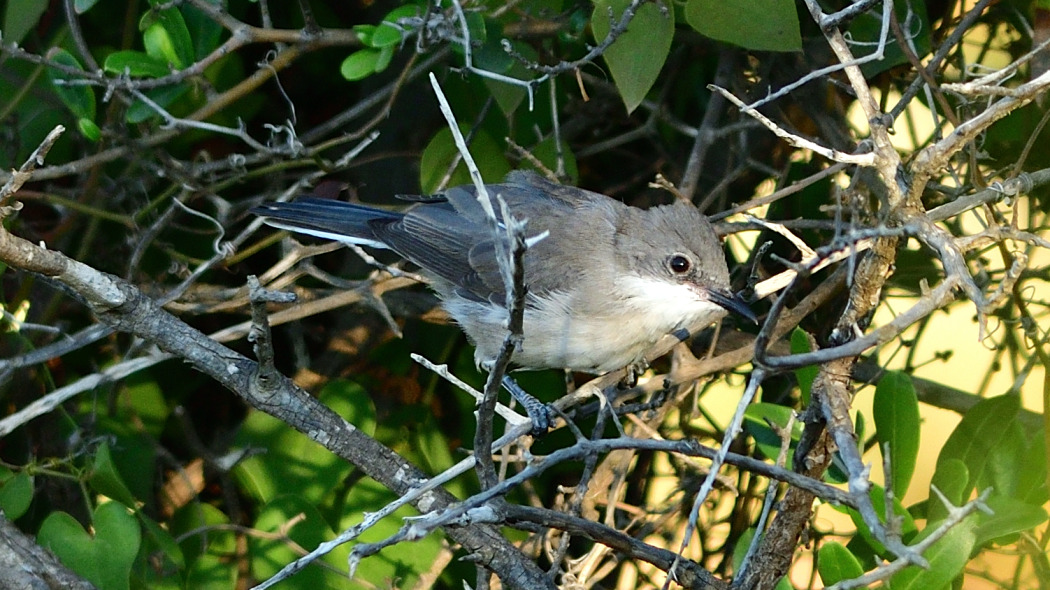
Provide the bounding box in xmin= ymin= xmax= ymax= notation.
xmin=707 ymin=288 xmax=758 ymax=324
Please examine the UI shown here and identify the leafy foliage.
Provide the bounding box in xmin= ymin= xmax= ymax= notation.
xmin=0 ymin=0 xmax=1048 ymax=589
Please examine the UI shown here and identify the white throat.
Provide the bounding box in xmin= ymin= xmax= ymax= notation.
xmin=614 ymin=274 xmax=726 ymax=331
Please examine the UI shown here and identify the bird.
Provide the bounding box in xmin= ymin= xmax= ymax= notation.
xmin=253 ymin=170 xmax=754 ymax=431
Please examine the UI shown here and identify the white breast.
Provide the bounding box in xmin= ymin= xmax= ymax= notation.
xmin=444 ymin=274 xmax=726 ymax=374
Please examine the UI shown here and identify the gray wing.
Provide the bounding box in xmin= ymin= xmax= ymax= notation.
xmin=441 ymin=170 xmax=612 ymax=219
xmin=449 ymin=172 xmax=620 ymax=302
xmin=382 ymin=172 xmax=619 ymax=303
xmin=371 ymin=202 xmax=494 ymax=301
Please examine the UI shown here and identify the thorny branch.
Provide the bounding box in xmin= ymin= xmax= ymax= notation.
xmin=0 ymin=130 xmax=552 ymax=590
xmin=3 ymin=1 xmax=1050 ymax=589
xmin=713 ymin=0 xmax=1050 ymax=586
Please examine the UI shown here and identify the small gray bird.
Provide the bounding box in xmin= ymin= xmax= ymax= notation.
xmin=253 ymin=171 xmax=753 ymax=430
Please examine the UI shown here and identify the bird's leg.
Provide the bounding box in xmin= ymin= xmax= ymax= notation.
xmin=501 ymin=376 xmax=552 ymax=436
xmin=621 ymin=359 xmax=649 ymax=389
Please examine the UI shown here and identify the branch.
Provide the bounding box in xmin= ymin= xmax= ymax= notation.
xmin=0 ymin=137 xmax=552 ymax=590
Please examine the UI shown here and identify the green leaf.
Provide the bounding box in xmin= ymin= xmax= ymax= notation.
xmin=142 ymin=24 xmax=180 ymax=68
xmin=74 ymin=0 xmax=99 ymax=12
xmin=46 ymin=48 xmax=96 ymax=121
xmin=854 ymin=410 xmax=868 ymax=449
xmin=790 ymin=328 xmax=817 ymax=405
xmin=338 ymin=478 xmax=445 ymax=587
xmin=592 ymin=0 xmax=674 ymax=114
xmin=684 ymin=0 xmax=802 ymax=52
xmin=181 ymin=0 xmax=224 ymax=61
xmin=937 ymin=394 xmax=1021 ymax=499
xmin=233 ymin=380 xmax=374 ymax=504
xmin=354 ymin=24 xmax=377 ymax=46
xmin=873 ymin=371 xmax=920 ymax=496
xmin=1015 ymin=427 xmax=1048 ymax=505
xmin=419 ymin=125 xmax=511 ymax=194
xmin=975 ymin=496 xmax=1048 ymax=547
xmin=742 ymin=402 xmax=800 ymax=469
xmin=104 ymin=50 xmax=171 ymax=78
xmin=340 ymin=49 xmax=381 ymax=81
xmin=817 ymin=541 xmax=864 ymax=585
xmin=890 ymin=515 xmax=976 ymax=590
xmin=185 ymin=554 xmax=238 ymax=589
xmin=125 ymin=83 xmax=190 ymax=124
xmin=250 ymin=495 xmax=351 ymax=586
xmin=88 ymin=441 xmax=138 ymax=508
xmin=77 ymin=118 xmax=102 ymax=142
xmin=375 ymin=44 xmax=396 ymax=74
xmin=977 ymin=418 xmax=1026 ymax=499
xmin=92 ymin=422 xmax=158 ymax=502
xmin=927 ymin=459 xmax=969 ymax=524
xmin=481 ymin=38 xmax=533 ymax=116
xmin=140 ymin=8 xmax=195 ymax=69
xmin=3 ymin=0 xmax=49 ymax=45
xmin=118 ymin=372 xmax=172 ymax=437
xmin=0 ymin=468 xmax=33 ymax=519
xmin=171 ymin=503 xmax=236 ymax=564
xmin=449 ymin=10 xmax=487 ymax=55
xmin=136 ymin=514 xmax=186 ymax=585
xmin=848 ymin=484 xmax=917 ymax=556
xmin=38 ymin=502 xmax=141 ymax=590
xmin=731 ymin=528 xmax=756 ymax=571
xmin=372 ymin=4 xmax=422 ymax=48
xmin=524 ymin=135 xmax=579 ymax=184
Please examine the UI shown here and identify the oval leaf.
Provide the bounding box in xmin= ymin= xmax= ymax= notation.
xmin=817 ymin=541 xmax=864 ymax=585
xmin=481 ymin=38 xmax=533 ymax=115
xmin=848 ymin=484 xmax=918 ymax=556
xmin=104 ymin=50 xmax=170 ymax=78
xmin=975 ymin=496 xmax=1048 ymax=547
xmin=372 ymin=4 xmax=422 ymax=48
xmin=340 ymin=49 xmax=381 ymax=81
xmin=873 ymin=371 xmax=920 ymax=496
xmin=790 ymin=328 xmax=817 ymax=405
xmin=125 ymin=83 xmax=190 ymax=124
xmin=250 ymin=496 xmax=349 ymax=586
xmin=0 ymin=468 xmax=33 ymax=520
xmin=977 ymin=419 xmax=1026 ymax=498
xmin=5 ymin=0 xmax=48 ymax=45
xmin=46 ymin=47 xmax=96 ymax=121
xmin=354 ymin=24 xmax=376 ymax=46
xmin=743 ymin=402 xmax=800 ymax=468
xmin=592 ymin=0 xmax=674 ymax=114
xmin=374 ymin=44 xmax=396 ymax=74
xmin=88 ymin=441 xmax=137 ymax=508
xmin=232 ymin=380 xmax=371 ymax=504
xmin=928 ymin=458 xmax=970 ymax=524
xmin=419 ymin=125 xmax=510 ymax=194
xmin=140 ymin=8 xmax=194 ymax=69
xmin=937 ymin=394 xmax=1021 ymax=500
xmin=685 ymin=0 xmax=802 ymax=52
xmin=171 ymin=503 xmax=234 ymax=564
xmin=890 ymin=515 xmax=976 ymax=590
xmin=77 ymin=117 xmax=101 ymax=142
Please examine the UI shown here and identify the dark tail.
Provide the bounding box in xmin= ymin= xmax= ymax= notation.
xmin=251 ymin=197 xmax=402 ymax=248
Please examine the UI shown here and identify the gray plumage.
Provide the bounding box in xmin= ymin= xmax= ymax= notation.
xmin=253 ymin=171 xmax=752 ymax=373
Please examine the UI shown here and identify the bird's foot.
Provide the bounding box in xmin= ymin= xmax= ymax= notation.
xmin=621 ymin=360 xmax=649 ymax=389
xmin=501 ymin=376 xmax=552 ymax=436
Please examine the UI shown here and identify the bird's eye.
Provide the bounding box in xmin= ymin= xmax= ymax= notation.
xmin=668 ymin=254 xmax=692 ymax=274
